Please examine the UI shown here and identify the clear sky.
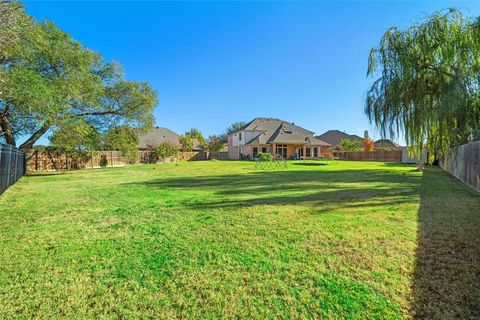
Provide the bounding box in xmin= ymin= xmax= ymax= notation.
xmin=24 ymin=0 xmax=480 ymax=145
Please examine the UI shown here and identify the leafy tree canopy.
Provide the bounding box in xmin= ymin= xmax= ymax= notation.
xmin=49 ymin=120 xmax=101 ymax=152
xmin=220 ymin=121 xmax=245 ymax=143
xmin=103 ymin=125 xmax=139 ymax=164
xmin=366 ymin=9 xmax=480 ymax=156
xmin=206 ymin=134 xmax=225 ymax=152
xmin=0 ymin=1 xmax=26 ymax=61
xmin=179 ymin=134 xmax=193 ymax=151
xmin=0 ymin=4 xmax=157 ymax=149
xmin=186 ymin=128 xmax=205 ymax=147
xmin=340 ymin=139 xmax=362 ymax=151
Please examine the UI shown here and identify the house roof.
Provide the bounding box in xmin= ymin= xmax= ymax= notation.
xmin=232 ymin=118 xmax=330 ymax=146
xmin=315 ymin=130 xmax=363 ymax=147
xmin=138 ymin=127 xmax=203 ymax=150
xmin=375 ymin=139 xmax=401 ymax=149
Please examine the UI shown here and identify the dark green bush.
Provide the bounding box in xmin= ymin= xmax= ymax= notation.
xmin=257 ymin=152 xmax=272 ymax=161
xmin=99 ymin=154 xmax=108 ymax=167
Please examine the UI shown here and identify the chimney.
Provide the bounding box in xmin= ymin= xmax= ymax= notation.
xmin=364 ymin=130 xmax=369 ymax=140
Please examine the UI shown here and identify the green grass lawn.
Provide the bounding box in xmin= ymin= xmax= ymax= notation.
xmin=0 ymin=161 xmax=479 ymax=319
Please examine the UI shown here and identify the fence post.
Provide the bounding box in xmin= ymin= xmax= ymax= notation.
xmin=23 ymin=150 xmax=26 ymax=176
xmin=6 ymin=145 xmax=12 ymax=187
xmin=0 ymin=144 xmax=2 ymax=191
xmin=35 ymin=150 xmax=38 ymax=172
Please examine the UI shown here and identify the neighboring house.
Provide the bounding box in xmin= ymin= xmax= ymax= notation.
xmin=138 ymin=127 xmax=203 ymax=151
xmin=228 ymin=118 xmax=330 ymax=160
xmin=315 ymin=130 xmax=364 ymax=151
xmin=375 ymin=139 xmax=402 ymax=150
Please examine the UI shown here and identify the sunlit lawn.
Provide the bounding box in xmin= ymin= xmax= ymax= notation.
xmin=0 ymin=161 xmax=478 ymax=319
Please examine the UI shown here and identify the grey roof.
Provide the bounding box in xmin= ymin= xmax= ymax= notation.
xmin=315 ymin=130 xmax=363 ymax=147
xmin=233 ymin=118 xmax=330 ymax=146
xmin=375 ymin=139 xmax=401 ymax=149
xmin=138 ymin=127 xmax=203 ymax=150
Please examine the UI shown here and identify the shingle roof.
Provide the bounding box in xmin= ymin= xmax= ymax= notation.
xmin=138 ymin=127 xmax=203 ymax=150
xmin=315 ymin=130 xmax=363 ymax=147
xmin=375 ymin=139 xmax=401 ymax=149
xmin=234 ymin=118 xmax=330 ymax=146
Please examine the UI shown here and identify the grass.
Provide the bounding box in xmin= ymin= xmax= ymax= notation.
xmin=0 ymin=160 xmax=479 ymax=319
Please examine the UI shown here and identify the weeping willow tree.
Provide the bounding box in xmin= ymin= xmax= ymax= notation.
xmin=366 ymin=9 xmax=480 ymax=162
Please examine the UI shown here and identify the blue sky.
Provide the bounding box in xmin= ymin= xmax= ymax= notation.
xmin=24 ymin=1 xmax=480 ymax=145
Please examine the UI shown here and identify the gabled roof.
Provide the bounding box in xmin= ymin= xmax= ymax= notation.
xmin=375 ymin=139 xmax=401 ymax=149
xmin=138 ymin=127 xmax=203 ymax=150
xmin=315 ymin=130 xmax=363 ymax=147
xmin=232 ymin=118 xmax=330 ymax=146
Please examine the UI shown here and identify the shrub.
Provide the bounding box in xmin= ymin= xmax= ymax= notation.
xmin=257 ymin=152 xmax=272 ymax=161
xmin=142 ymin=144 xmax=159 ymax=164
xmin=99 ymin=154 xmax=108 ymax=167
xmin=155 ymin=142 xmax=179 ymax=159
xmin=321 ymin=148 xmax=333 ymax=157
xmin=363 ymin=137 xmax=376 ymax=152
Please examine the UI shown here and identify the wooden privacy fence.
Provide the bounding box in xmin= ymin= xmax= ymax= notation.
xmin=440 ymin=141 xmax=480 ymax=192
xmin=207 ymin=151 xmax=229 ymax=160
xmin=0 ymin=143 xmax=25 ymax=195
xmin=339 ymin=150 xmax=402 ymax=162
xmin=26 ymin=150 xmax=230 ymax=172
xmin=26 ymin=150 xmax=128 ymax=172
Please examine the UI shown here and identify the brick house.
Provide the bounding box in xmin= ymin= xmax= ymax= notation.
xmin=228 ymin=118 xmax=330 ymax=160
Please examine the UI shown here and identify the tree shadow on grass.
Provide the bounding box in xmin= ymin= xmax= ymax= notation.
xmin=126 ymin=166 xmax=480 ymax=317
xmin=414 ymin=168 xmax=480 ymax=319
xmin=129 ymin=168 xmax=422 ymax=214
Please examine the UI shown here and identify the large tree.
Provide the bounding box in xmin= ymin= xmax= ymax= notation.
xmin=0 ymin=4 xmax=157 ymax=149
xmin=206 ymin=134 xmax=225 ymax=152
xmin=365 ymin=9 xmax=480 ymax=158
xmin=186 ymin=128 xmax=206 ymax=147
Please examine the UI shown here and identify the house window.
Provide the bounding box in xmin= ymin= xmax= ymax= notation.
xmin=262 ymin=147 xmax=267 ymax=153
xmin=239 ymin=133 xmax=242 ymax=141
xmin=297 ymin=148 xmax=303 ymax=157
xmin=253 ymin=147 xmax=258 ymax=157
xmin=275 ymin=145 xmax=288 ymax=159
xmin=306 ymin=148 xmax=311 ymax=157
xmin=313 ymin=147 xmax=318 ymax=157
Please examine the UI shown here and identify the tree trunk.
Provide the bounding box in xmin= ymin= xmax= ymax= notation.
xmin=0 ymin=115 xmax=16 ymax=146
xmin=19 ymin=124 xmax=49 ymax=150
xmin=415 ymin=162 xmax=423 ymax=172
